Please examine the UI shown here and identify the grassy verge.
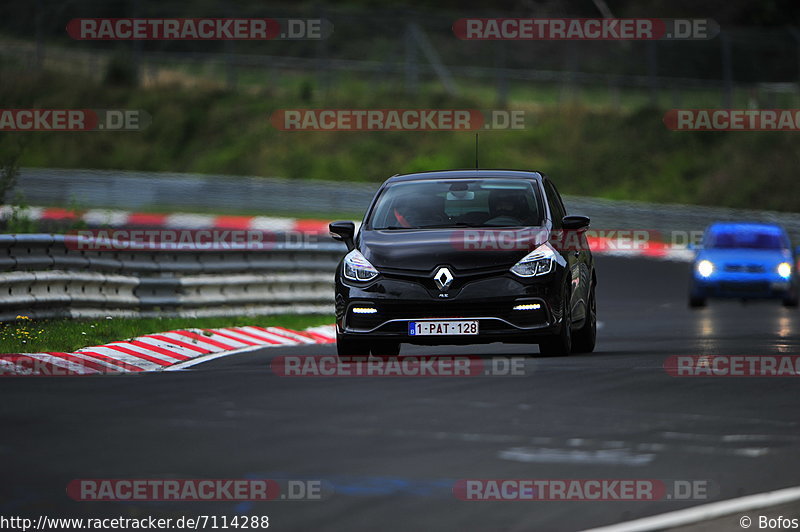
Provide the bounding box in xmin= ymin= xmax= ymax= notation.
xmin=0 ymin=314 xmax=334 ymax=354
xmin=2 ymin=63 xmax=800 ymax=212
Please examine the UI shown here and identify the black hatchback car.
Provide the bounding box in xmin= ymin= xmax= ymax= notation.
xmin=329 ymin=170 xmax=596 ymax=357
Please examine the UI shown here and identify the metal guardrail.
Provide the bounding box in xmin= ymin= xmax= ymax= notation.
xmin=565 ymin=196 xmax=800 ymax=245
xmin=6 ymin=169 xmax=800 ymax=321
xmin=0 ymin=234 xmax=346 ymax=321
xmin=13 ymin=168 xmax=378 ymax=214
xmin=12 ymin=168 xmax=800 ymax=242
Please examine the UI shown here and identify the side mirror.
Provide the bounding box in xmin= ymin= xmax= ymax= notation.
xmin=329 ymin=221 xmax=356 ymax=250
xmin=562 ymin=215 xmax=590 ymax=230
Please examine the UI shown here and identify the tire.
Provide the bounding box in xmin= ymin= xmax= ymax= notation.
xmin=371 ymin=341 xmax=401 ymax=358
xmin=539 ymin=287 xmax=572 ymax=356
xmin=689 ymin=296 xmax=706 ymax=308
xmin=336 ymin=331 xmax=370 ymax=361
xmin=572 ymin=283 xmax=596 ymax=353
xmin=782 ymin=294 xmax=799 ymax=308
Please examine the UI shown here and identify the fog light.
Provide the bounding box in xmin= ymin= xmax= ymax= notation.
xmin=778 ymin=262 xmax=792 ymax=279
xmin=513 ymin=303 xmax=541 ymax=311
xmin=352 ymin=307 xmax=377 ymax=314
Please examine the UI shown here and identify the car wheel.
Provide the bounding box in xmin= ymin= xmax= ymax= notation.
xmin=539 ymin=288 xmax=572 ymax=356
xmin=371 ymin=341 xmax=401 ymax=358
xmin=572 ymin=284 xmax=596 ymax=353
xmin=782 ymin=294 xmax=799 ymax=308
xmin=689 ymin=296 xmax=706 ymax=308
xmin=336 ymin=331 xmax=370 ymax=361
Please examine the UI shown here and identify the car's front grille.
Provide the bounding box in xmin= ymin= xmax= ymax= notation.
xmin=380 ymin=267 xmax=510 ymax=292
xmin=724 ymin=264 xmax=765 ymax=273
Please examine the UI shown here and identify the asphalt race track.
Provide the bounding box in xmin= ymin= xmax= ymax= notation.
xmin=2 ymin=256 xmax=800 ymax=531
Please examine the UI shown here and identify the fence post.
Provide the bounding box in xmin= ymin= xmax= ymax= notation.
xmin=495 ymin=41 xmax=508 ymax=107
xmin=647 ymin=40 xmax=659 ymax=106
xmin=404 ymin=23 xmax=419 ymax=95
xmin=130 ymin=0 xmax=141 ymax=86
xmin=34 ymin=0 xmax=44 ymax=71
xmin=408 ymin=23 xmax=457 ymax=95
xmin=788 ymin=27 xmax=800 ymax=89
xmin=560 ymin=43 xmax=577 ymax=105
xmin=224 ymin=5 xmax=237 ymax=90
xmin=316 ymin=5 xmax=330 ymax=96
xmin=607 ymin=76 xmax=620 ymax=112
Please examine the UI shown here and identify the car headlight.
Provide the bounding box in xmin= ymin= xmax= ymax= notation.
xmin=510 ymin=243 xmax=558 ymax=277
xmin=778 ymin=262 xmax=792 ymax=279
xmin=697 ymin=260 xmax=714 ymax=278
xmin=343 ymin=250 xmax=379 ymax=282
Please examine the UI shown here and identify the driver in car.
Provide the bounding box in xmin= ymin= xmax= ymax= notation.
xmin=486 ymin=189 xmax=530 ymax=225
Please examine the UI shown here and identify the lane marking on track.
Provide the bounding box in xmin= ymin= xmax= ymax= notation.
xmin=581 ymin=484 xmax=800 ymax=532
xmin=498 ymin=446 xmax=655 ymax=466
xmin=331 ymin=425 xmax=773 ymax=461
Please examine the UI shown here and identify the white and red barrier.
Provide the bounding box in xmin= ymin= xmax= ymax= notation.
xmin=1 ymin=206 xmax=693 ymax=262
xmin=0 ymin=205 xmax=331 ymax=234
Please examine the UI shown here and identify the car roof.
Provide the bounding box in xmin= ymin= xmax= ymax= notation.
xmin=707 ymin=222 xmax=786 ymax=234
xmin=385 ymin=169 xmax=544 ymax=183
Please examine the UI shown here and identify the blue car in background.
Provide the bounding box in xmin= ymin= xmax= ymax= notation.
xmin=690 ymin=222 xmax=798 ymax=308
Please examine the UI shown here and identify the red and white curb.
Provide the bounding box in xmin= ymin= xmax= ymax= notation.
xmin=0 ymin=324 xmax=336 ymax=376
xmin=0 ymin=205 xmax=332 ymax=234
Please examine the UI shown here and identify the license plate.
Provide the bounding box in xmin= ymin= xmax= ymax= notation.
xmin=408 ymin=320 xmax=479 ymax=336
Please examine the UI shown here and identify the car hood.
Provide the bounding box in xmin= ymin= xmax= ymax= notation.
xmin=695 ymin=248 xmax=792 ymax=267
xmin=359 ymin=227 xmax=549 ymax=272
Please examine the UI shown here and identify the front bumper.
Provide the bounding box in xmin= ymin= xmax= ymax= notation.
xmin=692 ymin=274 xmax=795 ymax=299
xmin=335 ymin=269 xmax=565 ymax=345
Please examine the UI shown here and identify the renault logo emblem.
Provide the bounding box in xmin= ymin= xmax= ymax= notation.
xmin=433 ymin=266 xmax=454 ymax=291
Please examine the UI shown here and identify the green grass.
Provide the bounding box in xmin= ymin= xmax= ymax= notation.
xmin=2 ymin=61 xmax=800 ymax=212
xmin=0 ymin=314 xmax=334 ymax=354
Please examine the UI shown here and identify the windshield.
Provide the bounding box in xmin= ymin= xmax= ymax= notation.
xmin=367 ymin=179 xmax=543 ymax=230
xmin=706 ymin=228 xmax=788 ymax=250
